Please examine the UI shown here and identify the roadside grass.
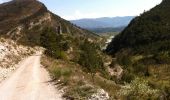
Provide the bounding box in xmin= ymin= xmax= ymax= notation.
xmin=64 ymin=84 xmax=96 ymax=100
xmin=41 ymin=55 xmax=97 ymax=99
xmin=41 ymin=55 xmax=121 ymax=99
xmin=49 ymin=64 xmax=72 ymax=85
xmin=82 ymin=73 xmax=120 ymax=99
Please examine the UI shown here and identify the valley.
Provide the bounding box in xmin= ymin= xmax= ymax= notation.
xmin=0 ymin=0 xmax=169 ymax=100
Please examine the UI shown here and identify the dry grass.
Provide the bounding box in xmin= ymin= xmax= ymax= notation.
xmin=41 ymin=55 xmax=121 ymax=99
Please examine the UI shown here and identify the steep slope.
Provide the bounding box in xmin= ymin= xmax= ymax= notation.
xmin=105 ymin=0 xmax=170 ymax=99
xmin=106 ymin=0 xmax=170 ymax=56
xmin=0 ymin=0 xmax=99 ymax=45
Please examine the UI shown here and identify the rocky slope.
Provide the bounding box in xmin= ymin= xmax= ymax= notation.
xmin=0 ymin=37 xmax=41 ymax=82
xmin=0 ymin=0 xmax=99 ymax=46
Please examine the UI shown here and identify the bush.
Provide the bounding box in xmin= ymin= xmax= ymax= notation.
xmin=78 ymin=40 xmax=104 ymax=76
xmin=121 ymin=71 xmax=135 ymax=83
xmin=132 ymin=62 xmax=149 ymax=76
xmin=116 ymin=50 xmax=132 ymax=67
xmin=51 ymin=67 xmax=62 ymax=79
xmin=50 ymin=66 xmax=72 ymax=81
xmin=118 ymin=77 xmax=160 ymax=100
xmin=155 ymin=52 xmax=170 ymax=64
xmin=40 ymin=27 xmax=68 ymax=60
xmin=62 ymin=42 xmax=70 ymax=51
xmin=54 ymin=50 xmax=67 ymax=60
xmin=64 ymin=84 xmax=96 ymax=100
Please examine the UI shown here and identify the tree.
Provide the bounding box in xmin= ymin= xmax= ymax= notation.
xmin=40 ymin=27 xmax=66 ymax=59
xmin=78 ymin=40 xmax=104 ymax=82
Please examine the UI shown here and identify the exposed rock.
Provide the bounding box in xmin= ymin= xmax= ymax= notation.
xmin=29 ymin=12 xmax=51 ymax=30
xmin=108 ymin=64 xmax=123 ymax=79
xmin=0 ymin=38 xmax=42 ymax=82
xmin=89 ymin=89 xmax=109 ymax=100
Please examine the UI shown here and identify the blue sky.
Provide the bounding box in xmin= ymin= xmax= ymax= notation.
xmin=40 ymin=0 xmax=162 ymax=20
xmin=0 ymin=0 xmax=162 ymax=20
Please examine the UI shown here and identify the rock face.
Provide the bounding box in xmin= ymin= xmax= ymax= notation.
xmin=89 ymin=89 xmax=109 ymax=100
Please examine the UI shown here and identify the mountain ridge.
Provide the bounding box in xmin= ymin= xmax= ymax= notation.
xmin=70 ymin=16 xmax=134 ymax=28
xmin=70 ymin=16 xmax=134 ymax=33
xmin=0 ymin=0 xmax=99 ymax=45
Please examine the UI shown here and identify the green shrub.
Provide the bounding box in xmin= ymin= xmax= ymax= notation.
xmin=116 ymin=50 xmax=132 ymax=67
xmin=50 ymin=67 xmax=62 ymax=79
xmin=132 ymin=62 xmax=149 ymax=76
xmin=53 ymin=50 xmax=67 ymax=60
xmin=40 ymin=27 xmax=69 ymax=60
xmin=118 ymin=77 xmax=160 ymax=100
xmin=59 ymin=51 xmax=67 ymax=60
xmin=155 ymin=52 xmax=170 ymax=64
xmin=62 ymin=42 xmax=70 ymax=51
xmin=50 ymin=67 xmax=72 ymax=81
xmin=121 ymin=71 xmax=135 ymax=83
xmin=78 ymin=40 xmax=104 ymax=75
xmin=64 ymin=85 xmax=96 ymax=100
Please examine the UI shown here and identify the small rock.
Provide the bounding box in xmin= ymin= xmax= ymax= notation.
xmin=89 ymin=89 xmax=109 ymax=100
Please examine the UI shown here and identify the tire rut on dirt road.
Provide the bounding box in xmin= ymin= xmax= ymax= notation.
xmin=0 ymin=55 xmax=62 ymax=100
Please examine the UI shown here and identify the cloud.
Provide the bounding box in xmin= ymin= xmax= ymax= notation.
xmin=0 ymin=0 xmax=11 ymax=4
xmin=63 ymin=10 xmax=100 ymax=20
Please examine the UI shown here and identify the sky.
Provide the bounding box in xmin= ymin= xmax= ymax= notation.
xmin=0 ymin=0 xmax=162 ymax=20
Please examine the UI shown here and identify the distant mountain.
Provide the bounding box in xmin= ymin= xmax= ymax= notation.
xmin=87 ymin=27 xmax=125 ymax=33
xmin=70 ymin=16 xmax=135 ymax=33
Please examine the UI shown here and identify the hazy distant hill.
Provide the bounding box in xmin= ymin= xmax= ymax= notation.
xmin=70 ymin=16 xmax=134 ymax=33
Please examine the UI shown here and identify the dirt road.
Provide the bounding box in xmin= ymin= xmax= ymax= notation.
xmin=0 ymin=55 xmax=62 ymax=100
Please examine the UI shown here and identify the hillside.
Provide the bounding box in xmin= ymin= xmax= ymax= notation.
xmin=70 ymin=16 xmax=134 ymax=33
xmin=105 ymin=0 xmax=170 ymax=99
xmin=0 ymin=0 xmax=99 ymax=45
xmin=106 ymin=0 xmax=170 ymax=56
